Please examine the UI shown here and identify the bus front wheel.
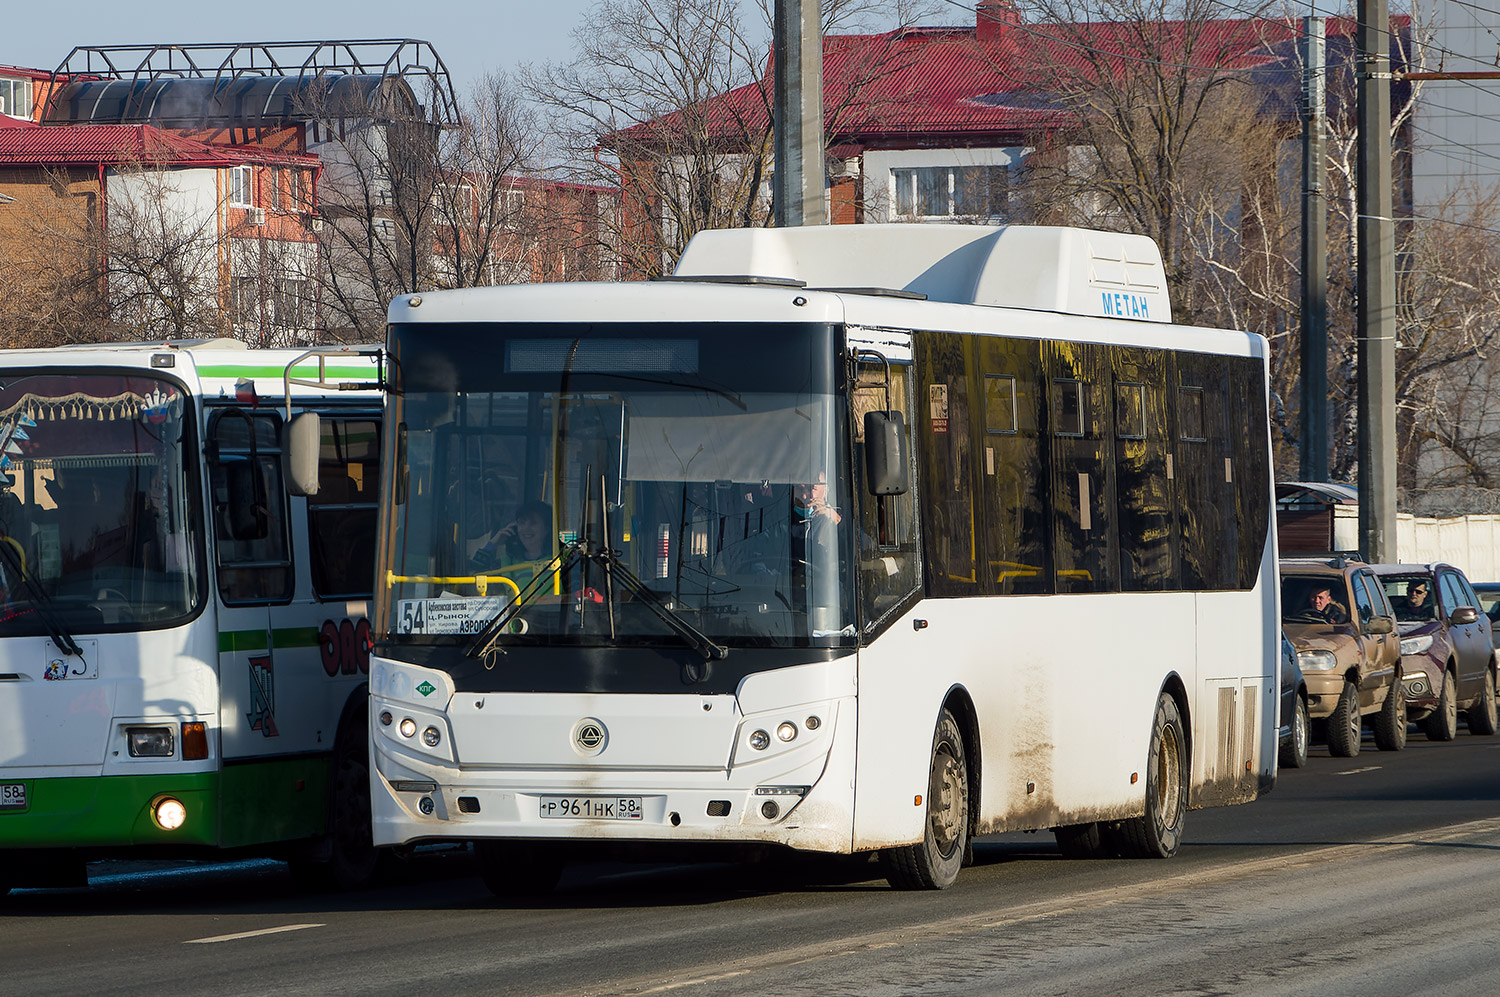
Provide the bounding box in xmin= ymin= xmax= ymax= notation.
xmin=1115 ymin=694 xmax=1187 ymax=860
xmin=882 ymin=709 xmax=969 ymax=890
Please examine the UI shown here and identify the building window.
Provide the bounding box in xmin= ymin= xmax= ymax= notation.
xmin=0 ymin=78 xmax=33 ymax=119
xmin=228 ymin=166 xmax=254 ymax=208
xmin=230 ymin=275 xmax=259 ymax=329
xmin=893 ymin=165 xmax=1009 ymax=219
xmin=273 ymin=279 xmax=310 ymax=330
xmin=287 ymin=168 xmax=301 ymax=211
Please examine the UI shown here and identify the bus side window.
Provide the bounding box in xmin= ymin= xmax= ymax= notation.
xmin=307 ymin=416 xmax=381 ymax=600
xmin=855 ymin=358 xmax=919 ymax=626
xmin=977 ymin=336 xmax=1049 ymax=595
xmin=1046 ymin=341 xmax=1117 ymax=594
xmin=1230 ymin=355 xmax=1271 ymax=589
xmin=209 ymin=410 xmax=293 ymax=604
xmin=915 ymin=331 xmax=982 ymax=597
xmin=1113 ymin=346 xmax=1175 ymax=591
xmin=1174 ymin=353 xmax=1234 ymax=591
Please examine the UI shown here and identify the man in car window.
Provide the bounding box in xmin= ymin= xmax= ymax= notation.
xmin=1309 ymin=584 xmax=1349 ymax=624
xmin=1397 ymin=579 xmax=1433 ymax=621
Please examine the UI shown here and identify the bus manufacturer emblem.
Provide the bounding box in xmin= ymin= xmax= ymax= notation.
xmin=572 ymin=718 xmax=608 ymax=756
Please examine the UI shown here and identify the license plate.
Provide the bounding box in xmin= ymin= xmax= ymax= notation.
xmin=538 ymin=796 xmax=643 ymax=821
xmin=0 ymin=783 xmax=26 ymax=810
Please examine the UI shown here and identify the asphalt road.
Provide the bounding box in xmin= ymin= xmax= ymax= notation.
xmin=5 ymin=729 xmax=1500 ymax=997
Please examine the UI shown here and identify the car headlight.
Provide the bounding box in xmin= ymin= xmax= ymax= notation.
xmin=1298 ymin=649 xmax=1338 ymax=671
xmin=1400 ymin=634 xmax=1434 ymax=656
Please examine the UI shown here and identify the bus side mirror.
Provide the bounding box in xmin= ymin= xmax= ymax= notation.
xmin=283 ymin=412 xmax=321 ymax=497
xmin=864 ymin=410 xmax=908 ymax=496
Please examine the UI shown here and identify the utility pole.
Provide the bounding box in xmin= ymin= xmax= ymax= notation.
xmin=772 ymin=0 xmax=826 ymax=227
xmin=1356 ymin=0 xmax=1398 ymax=561
xmin=1300 ymin=17 xmax=1328 ymax=483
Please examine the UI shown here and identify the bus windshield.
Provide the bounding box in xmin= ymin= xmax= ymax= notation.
xmin=0 ymin=372 xmax=201 ymax=633
xmin=382 ymin=321 xmax=856 ymax=649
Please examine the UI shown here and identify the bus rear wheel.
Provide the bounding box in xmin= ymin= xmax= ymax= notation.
xmin=882 ymin=709 xmax=969 ymax=890
xmin=1115 ymin=694 xmax=1187 ymax=860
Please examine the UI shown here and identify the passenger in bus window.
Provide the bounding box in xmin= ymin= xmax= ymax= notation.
xmin=1309 ymin=584 xmax=1349 ymax=625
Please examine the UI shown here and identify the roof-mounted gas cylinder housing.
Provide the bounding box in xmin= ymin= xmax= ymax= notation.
xmin=672 ymin=223 xmax=1171 ymax=323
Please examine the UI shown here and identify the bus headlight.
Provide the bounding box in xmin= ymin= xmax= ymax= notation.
xmin=152 ymin=796 xmax=188 ymax=830
xmin=127 ymin=726 xmax=175 ymax=757
xmin=749 ymin=729 xmax=770 ymax=750
xmin=422 ymin=726 xmax=442 ymax=747
xmin=399 ymin=718 xmax=418 ymax=738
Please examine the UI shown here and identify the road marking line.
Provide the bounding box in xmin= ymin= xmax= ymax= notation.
xmin=1334 ymin=766 xmax=1382 ymax=775
xmin=185 ymin=923 xmax=325 ymax=944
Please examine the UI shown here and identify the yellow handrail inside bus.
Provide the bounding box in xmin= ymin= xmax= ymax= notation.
xmin=384 ymin=571 xmax=522 ymax=598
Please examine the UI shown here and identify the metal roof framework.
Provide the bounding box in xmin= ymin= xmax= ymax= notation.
xmin=42 ymin=39 xmax=460 ymax=128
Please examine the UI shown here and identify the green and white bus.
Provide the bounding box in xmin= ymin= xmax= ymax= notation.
xmin=0 ymin=341 xmax=383 ymax=892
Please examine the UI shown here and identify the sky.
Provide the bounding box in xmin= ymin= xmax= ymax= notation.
xmin=2 ymin=0 xmax=598 ymax=96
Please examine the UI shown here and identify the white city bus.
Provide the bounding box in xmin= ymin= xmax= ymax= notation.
xmin=0 ymin=341 xmax=383 ymax=893
xmin=365 ymin=225 xmax=1279 ymax=892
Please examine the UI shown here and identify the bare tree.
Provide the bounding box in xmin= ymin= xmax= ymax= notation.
xmin=429 ymin=73 xmax=546 ymax=290
xmin=1009 ymin=0 xmax=1286 ymax=316
xmin=525 ymin=0 xmax=941 ymax=277
xmin=0 ymin=169 xmax=103 ymax=347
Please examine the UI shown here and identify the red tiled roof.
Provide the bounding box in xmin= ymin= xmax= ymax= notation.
xmin=613 ymin=15 xmax=1379 ymax=150
xmin=0 ymin=121 xmax=318 ymax=167
xmin=0 ymin=65 xmax=54 ymax=82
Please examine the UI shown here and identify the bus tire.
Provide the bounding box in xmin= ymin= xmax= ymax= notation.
xmin=1468 ymin=669 xmax=1498 ymax=735
xmin=1326 ymin=679 xmax=1363 ymax=757
xmin=1054 ymin=822 xmax=1114 ymax=859
xmin=289 ymin=712 xmax=383 ymax=891
xmin=1115 ymin=694 xmax=1187 ymax=860
xmin=1422 ymin=670 xmax=1458 ymax=742
xmin=475 ymin=841 xmax=565 ymax=896
xmin=881 ymin=709 xmax=968 ymax=890
xmin=1372 ymin=673 xmax=1407 ymax=751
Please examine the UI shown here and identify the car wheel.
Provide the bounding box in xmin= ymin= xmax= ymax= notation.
xmin=1423 ymin=669 xmax=1459 ymax=741
xmin=883 ymin=710 xmax=969 ymax=889
xmin=1326 ymin=679 xmax=1363 ymax=757
xmin=1372 ymin=673 xmax=1407 ymax=751
xmin=1280 ymin=693 xmax=1310 ymax=769
xmin=476 ymin=841 xmax=566 ymax=897
xmin=1468 ymin=669 xmax=1498 ymax=736
xmin=1115 ymin=695 xmax=1187 ymax=859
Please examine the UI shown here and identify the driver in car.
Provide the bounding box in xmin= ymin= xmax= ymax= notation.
xmin=1309 ymin=584 xmax=1349 ymax=625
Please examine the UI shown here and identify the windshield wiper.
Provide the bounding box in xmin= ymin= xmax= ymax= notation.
xmin=0 ymin=539 xmax=83 ymax=657
xmin=584 ymin=544 xmax=727 ymax=662
xmin=464 ymin=544 xmax=582 ymax=660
